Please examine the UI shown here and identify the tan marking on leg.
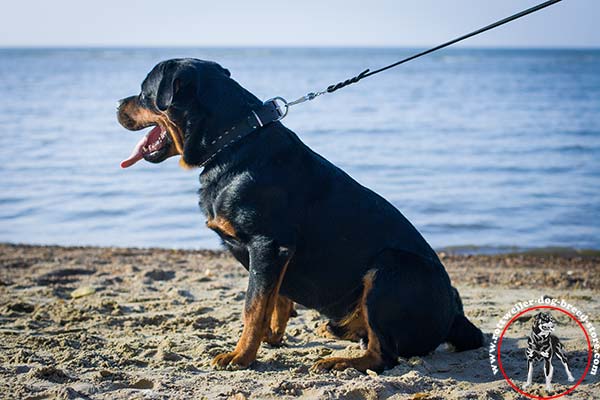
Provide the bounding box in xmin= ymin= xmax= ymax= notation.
xmin=316 ymin=275 xmax=372 ymax=342
xmin=316 ymin=310 xmax=367 ymax=341
xmin=337 ymin=305 xmax=369 ymax=341
xmin=316 ymin=321 xmax=340 ymax=339
xmin=206 ymin=216 xmax=237 ymax=238
xmin=212 ymin=259 xmax=290 ymax=369
xmin=263 ymin=295 xmax=295 ymax=346
xmin=312 ymin=269 xmax=385 ymax=373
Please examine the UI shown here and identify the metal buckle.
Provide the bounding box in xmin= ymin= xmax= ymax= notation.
xmin=264 ymin=97 xmax=288 ymax=121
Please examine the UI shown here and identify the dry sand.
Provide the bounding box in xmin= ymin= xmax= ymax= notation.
xmin=1 ymin=243 xmax=599 ymax=399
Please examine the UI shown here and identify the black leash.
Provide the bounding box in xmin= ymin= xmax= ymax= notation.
xmin=200 ymin=0 xmax=564 ymax=167
xmin=265 ymin=0 xmax=564 ymax=119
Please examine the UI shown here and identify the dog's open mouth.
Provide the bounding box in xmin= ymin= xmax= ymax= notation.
xmin=120 ymin=124 xmax=173 ymax=168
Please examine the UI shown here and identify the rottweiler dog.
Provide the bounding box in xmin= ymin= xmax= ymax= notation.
xmin=117 ymin=58 xmax=483 ymax=372
xmin=523 ymin=312 xmax=575 ymax=391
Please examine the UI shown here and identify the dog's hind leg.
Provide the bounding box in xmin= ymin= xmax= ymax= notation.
xmin=316 ymin=310 xmax=368 ymax=343
xmin=553 ymin=339 xmax=575 ymax=382
xmin=559 ymin=358 xmax=575 ymax=383
xmin=544 ymin=358 xmax=554 ymax=391
xmin=311 ymin=269 xmax=391 ymax=373
xmin=312 ymin=250 xmax=462 ymax=373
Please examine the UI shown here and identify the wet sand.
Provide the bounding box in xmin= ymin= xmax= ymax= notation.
xmin=1 ymin=243 xmax=599 ymax=399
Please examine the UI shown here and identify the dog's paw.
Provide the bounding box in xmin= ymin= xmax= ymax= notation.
xmin=211 ymin=351 xmax=254 ymax=370
xmin=522 ymin=382 xmax=531 ymax=389
xmin=545 ymin=384 xmax=553 ymax=392
xmin=263 ymin=328 xmax=285 ymax=347
xmin=315 ymin=322 xmax=339 ymax=339
xmin=310 ymin=357 xmax=353 ymax=373
xmin=568 ymin=374 xmax=575 ymax=382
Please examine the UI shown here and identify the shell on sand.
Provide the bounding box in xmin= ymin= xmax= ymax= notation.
xmin=70 ymin=286 xmax=96 ymax=299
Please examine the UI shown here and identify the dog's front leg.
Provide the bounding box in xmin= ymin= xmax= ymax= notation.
xmin=544 ymin=358 xmax=554 ymax=391
xmin=212 ymin=239 xmax=294 ymax=369
xmin=523 ymin=360 xmax=534 ymax=388
xmin=263 ymin=295 xmax=295 ymax=346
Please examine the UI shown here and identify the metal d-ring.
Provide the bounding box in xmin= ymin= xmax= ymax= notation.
xmin=264 ymin=97 xmax=289 ymax=121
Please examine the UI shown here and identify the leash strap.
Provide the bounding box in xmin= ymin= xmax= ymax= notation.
xmin=198 ymin=99 xmax=286 ymax=167
xmin=199 ymin=0 xmax=563 ymax=166
xmin=275 ymin=0 xmax=563 ymax=115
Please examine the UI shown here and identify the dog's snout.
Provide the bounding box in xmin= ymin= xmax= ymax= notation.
xmin=117 ymin=96 xmax=136 ymax=111
xmin=116 ymin=95 xmax=160 ymax=132
xmin=116 ymin=96 xmax=136 ymax=129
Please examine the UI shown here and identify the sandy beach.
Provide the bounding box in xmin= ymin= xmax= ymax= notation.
xmin=1 ymin=243 xmax=599 ymax=399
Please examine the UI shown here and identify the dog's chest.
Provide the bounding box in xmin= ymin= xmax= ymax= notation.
xmin=528 ymin=333 xmax=553 ymax=360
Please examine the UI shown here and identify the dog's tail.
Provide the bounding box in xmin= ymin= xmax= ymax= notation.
xmin=446 ymin=287 xmax=484 ymax=351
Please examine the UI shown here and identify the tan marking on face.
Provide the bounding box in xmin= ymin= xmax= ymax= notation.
xmin=159 ymin=114 xmax=185 ymax=155
xmin=158 ymin=113 xmax=195 ymax=169
xmin=118 ymin=99 xmax=159 ymax=130
xmin=118 ymin=97 xmax=194 ymax=169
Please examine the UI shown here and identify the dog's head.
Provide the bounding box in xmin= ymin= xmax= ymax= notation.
xmin=532 ymin=312 xmax=555 ymax=336
xmin=117 ymin=58 xmax=261 ymax=169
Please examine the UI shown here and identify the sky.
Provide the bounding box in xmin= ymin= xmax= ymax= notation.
xmin=1 ymin=0 xmax=598 ymax=48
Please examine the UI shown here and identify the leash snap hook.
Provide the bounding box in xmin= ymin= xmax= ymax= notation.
xmin=264 ymin=97 xmax=289 ymax=121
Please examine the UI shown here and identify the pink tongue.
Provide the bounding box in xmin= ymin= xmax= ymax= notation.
xmin=120 ymin=126 xmax=161 ymax=168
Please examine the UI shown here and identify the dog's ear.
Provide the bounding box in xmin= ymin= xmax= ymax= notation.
xmin=156 ymin=64 xmax=193 ymax=112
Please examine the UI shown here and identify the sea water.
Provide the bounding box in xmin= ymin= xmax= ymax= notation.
xmin=0 ymin=47 xmax=598 ymax=252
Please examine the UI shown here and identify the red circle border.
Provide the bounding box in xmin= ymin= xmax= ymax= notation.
xmin=496 ymin=305 xmax=593 ymax=399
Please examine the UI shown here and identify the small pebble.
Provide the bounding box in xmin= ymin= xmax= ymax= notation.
xmin=71 ymin=286 xmax=95 ymax=299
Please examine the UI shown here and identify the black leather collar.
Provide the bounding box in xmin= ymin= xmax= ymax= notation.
xmin=198 ymin=100 xmax=286 ymax=168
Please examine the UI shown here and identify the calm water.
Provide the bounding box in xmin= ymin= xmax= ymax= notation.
xmin=0 ymin=48 xmax=599 ymax=252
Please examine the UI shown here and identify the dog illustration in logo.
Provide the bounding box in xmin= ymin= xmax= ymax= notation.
xmin=523 ymin=312 xmax=575 ymax=391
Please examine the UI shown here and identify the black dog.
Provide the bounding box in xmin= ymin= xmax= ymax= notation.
xmin=117 ymin=58 xmax=484 ymax=372
xmin=523 ymin=312 xmax=575 ymax=390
